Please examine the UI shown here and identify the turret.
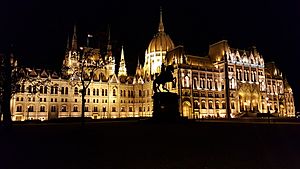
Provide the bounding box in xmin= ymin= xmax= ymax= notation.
xmin=118 ymin=46 xmax=127 ymax=77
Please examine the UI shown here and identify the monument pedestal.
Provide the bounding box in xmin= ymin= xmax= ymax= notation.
xmin=152 ymin=92 xmax=180 ymax=122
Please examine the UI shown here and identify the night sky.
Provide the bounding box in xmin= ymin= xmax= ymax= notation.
xmin=1 ymin=0 xmax=299 ymax=111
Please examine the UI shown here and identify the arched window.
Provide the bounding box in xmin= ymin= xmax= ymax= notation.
xmin=40 ymin=86 xmax=44 ymax=94
xmin=74 ymin=87 xmax=78 ymax=95
xmin=65 ymin=87 xmax=68 ymax=95
xmin=184 ymin=76 xmax=189 ymax=87
xmin=61 ymin=87 xmax=64 ymax=94
xmin=73 ymin=106 xmax=78 ymax=112
xmin=28 ymin=85 xmax=32 ymax=93
xmin=139 ymin=90 xmax=142 ymax=97
xmin=231 ymin=102 xmax=235 ymax=109
xmin=51 ymin=86 xmax=54 ymax=94
xmin=209 ymin=101 xmax=213 ymax=109
xmin=17 ymin=106 xmax=22 ymax=112
xmin=215 ymin=101 xmax=219 ymax=109
xmin=51 ymin=106 xmax=56 ymax=112
xmin=113 ymin=89 xmax=116 ymax=96
xmin=44 ymin=86 xmax=47 ymax=94
xmin=40 ymin=106 xmax=46 ymax=112
xmin=60 ymin=106 xmax=66 ymax=112
xmin=28 ymin=106 xmax=34 ymax=112
xmin=87 ymin=88 xmax=90 ymax=95
xmin=201 ymin=100 xmax=206 ymax=109
xmin=97 ymin=89 xmax=99 ymax=96
xmin=194 ymin=100 xmax=200 ymax=109
xmin=93 ymin=89 xmax=95 ymax=96
xmin=222 ymin=102 xmax=226 ymax=109
xmin=54 ymin=87 xmax=58 ymax=94
xmin=193 ymin=78 xmax=197 ymax=89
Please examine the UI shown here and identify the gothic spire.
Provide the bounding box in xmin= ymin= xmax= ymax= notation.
xmin=158 ymin=7 xmax=164 ymax=33
xmin=118 ymin=45 xmax=127 ymax=77
xmin=107 ymin=24 xmax=112 ymax=51
xmin=66 ymin=34 xmax=70 ymax=50
xmin=71 ymin=25 xmax=77 ymax=50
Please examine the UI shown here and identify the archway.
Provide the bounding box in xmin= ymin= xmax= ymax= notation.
xmin=182 ymin=101 xmax=192 ymax=118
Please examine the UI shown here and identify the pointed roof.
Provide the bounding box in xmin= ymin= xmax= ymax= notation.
xmin=71 ymin=25 xmax=77 ymax=50
xmin=120 ymin=45 xmax=125 ymax=61
xmin=158 ymin=7 xmax=164 ymax=32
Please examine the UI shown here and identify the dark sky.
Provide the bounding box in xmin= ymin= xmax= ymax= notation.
xmin=1 ymin=0 xmax=300 ymax=111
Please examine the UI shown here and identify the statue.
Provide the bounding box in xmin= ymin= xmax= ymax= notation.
xmin=153 ymin=63 xmax=176 ymax=93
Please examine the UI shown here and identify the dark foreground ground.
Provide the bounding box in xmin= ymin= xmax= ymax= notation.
xmin=1 ymin=120 xmax=300 ymax=169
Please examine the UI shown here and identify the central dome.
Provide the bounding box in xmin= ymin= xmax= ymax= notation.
xmin=147 ymin=32 xmax=174 ymax=53
xmin=147 ymin=8 xmax=174 ymax=53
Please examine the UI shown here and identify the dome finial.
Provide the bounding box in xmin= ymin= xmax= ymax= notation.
xmin=158 ymin=6 xmax=164 ymax=32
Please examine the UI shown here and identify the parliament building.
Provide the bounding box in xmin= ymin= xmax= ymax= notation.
xmin=11 ymin=9 xmax=295 ymax=121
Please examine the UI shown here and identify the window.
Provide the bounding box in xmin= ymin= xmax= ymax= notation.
xmin=61 ymin=87 xmax=64 ymax=94
xmin=51 ymin=106 xmax=56 ymax=112
xmin=113 ymin=100 xmax=115 ymax=103
xmin=209 ymin=101 xmax=213 ymax=109
xmin=139 ymin=107 xmax=142 ymax=112
xmin=113 ymin=89 xmax=116 ymax=96
xmin=222 ymin=102 xmax=226 ymax=109
xmin=40 ymin=86 xmax=44 ymax=94
xmin=128 ymin=91 xmax=130 ymax=97
xmin=112 ymin=107 xmax=116 ymax=112
xmin=55 ymin=98 xmax=57 ymax=102
xmin=17 ymin=106 xmax=22 ymax=112
xmin=87 ymin=88 xmax=90 ymax=95
xmin=201 ymin=101 xmax=206 ymax=109
xmin=54 ymin=87 xmax=58 ymax=94
xmin=139 ymin=90 xmax=142 ymax=97
xmin=73 ymin=106 xmax=78 ymax=112
xmin=51 ymin=86 xmax=54 ymax=94
xmin=21 ymin=97 xmax=24 ymax=101
xmin=65 ymin=98 xmax=67 ymax=102
xmin=102 ymin=107 xmax=106 ymax=112
xmin=61 ymin=106 xmax=67 ymax=112
xmin=215 ymin=101 xmax=219 ymax=109
xmin=40 ymin=98 xmax=43 ymax=102
xmin=28 ymin=106 xmax=34 ymax=112
xmin=97 ymin=89 xmax=99 ymax=96
xmin=129 ymin=107 xmax=133 ymax=112
xmin=44 ymin=86 xmax=47 ymax=94
xmin=74 ymin=87 xmax=78 ymax=95
xmin=85 ymin=107 xmax=89 ymax=112
xmin=120 ymin=90 xmax=123 ymax=97
xmin=33 ymin=86 xmax=37 ymax=93
xmin=231 ymin=102 xmax=235 ymax=109
xmin=44 ymin=98 xmax=46 ymax=102
xmin=193 ymin=78 xmax=197 ymax=89
xmin=65 ymin=87 xmax=68 ymax=95
xmin=16 ymin=97 xmax=19 ymax=101
xmin=40 ymin=106 xmax=45 ymax=112
xmin=102 ymin=89 xmax=104 ymax=96
xmin=194 ymin=101 xmax=200 ymax=109
xmin=93 ymin=89 xmax=95 ymax=96
xmin=28 ymin=85 xmax=32 ymax=93
xmin=93 ymin=107 xmax=98 ymax=112
xmin=105 ymin=89 xmax=107 ymax=96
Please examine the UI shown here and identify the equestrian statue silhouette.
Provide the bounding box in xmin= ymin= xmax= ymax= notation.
xmin=153 ymin=64 xmax=176 ymax=93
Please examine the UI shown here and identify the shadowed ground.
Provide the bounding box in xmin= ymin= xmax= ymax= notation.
xmin=1 ymin=120 xmax=299 ymax=169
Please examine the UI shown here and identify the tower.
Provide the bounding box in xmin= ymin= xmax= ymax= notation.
xmin=118 ymin=46 xmax=127 ymax=77
xmin=104 ymin=25 xmax=116 ymax=76
xmin=63 ymin=25 xmax=80 ymax=73
xmin=144 ymin=7 xmax=174 ymax=76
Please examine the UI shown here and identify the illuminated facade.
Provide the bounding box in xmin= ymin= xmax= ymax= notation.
xmin=11 ymin=9 xmax=295 ymax=121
